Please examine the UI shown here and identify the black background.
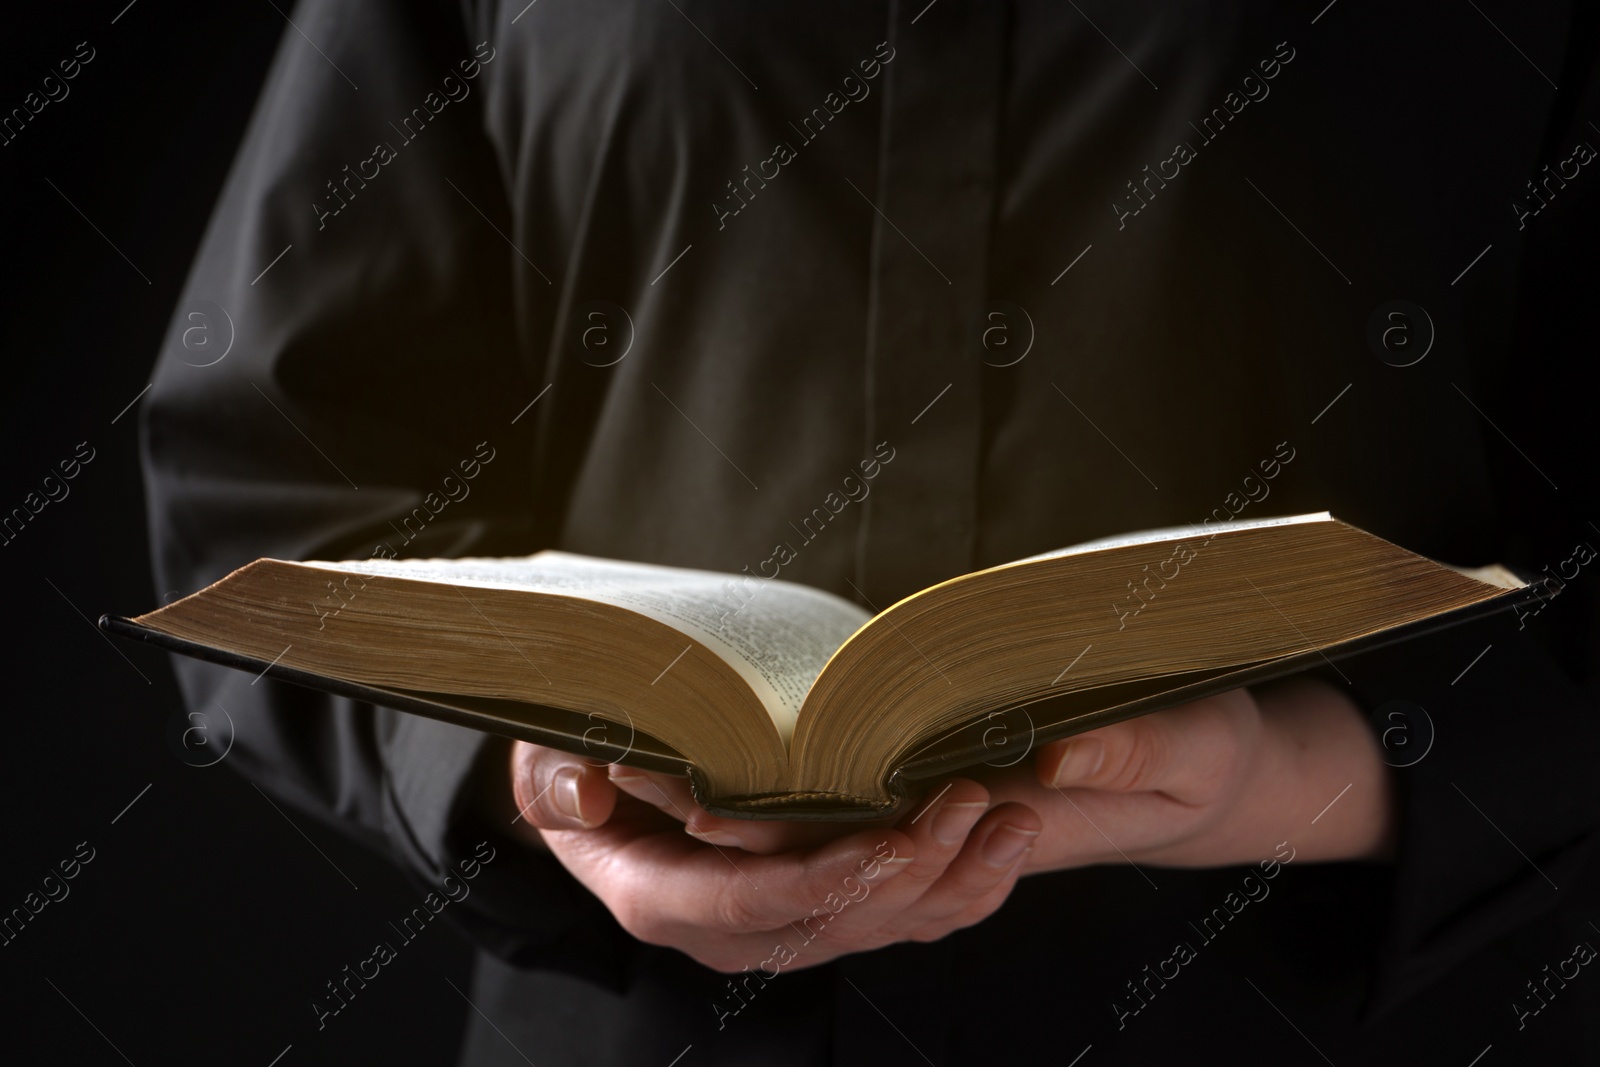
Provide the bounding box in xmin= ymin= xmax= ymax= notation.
xmin=1 ymin=5 xmax=471 ymax=1064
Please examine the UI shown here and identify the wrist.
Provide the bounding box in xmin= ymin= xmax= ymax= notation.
xmin=1255 ymin=676 xmax=1397 ymax=863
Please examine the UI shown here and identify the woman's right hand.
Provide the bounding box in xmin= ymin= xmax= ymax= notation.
xmin=506 ymin=741 xmax=1042 ymax=973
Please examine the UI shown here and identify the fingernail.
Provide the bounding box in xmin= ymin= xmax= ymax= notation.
xmin=608 ymin=771 xmax=647 ymax=791
xmin=982 ymin=824 xmax=1039 ymax=868
xmin=553 ymin=766 xmax=586 ymax=824
xmin=867 ymin=855 xmax=913 ymax=882
xmin=687 ymin=827 xmax=746 ymax=849
xmin=1051 ymin=738 xmax=1104 ymax=787
xmin=931 ymin=801 xmax=987 ymax=847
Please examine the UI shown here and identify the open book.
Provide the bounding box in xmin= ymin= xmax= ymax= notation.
xmin=103 ymin=513 xmax=1538 ymax=818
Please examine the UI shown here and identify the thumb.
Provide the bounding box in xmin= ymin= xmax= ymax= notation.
xmin=510 ymin=741 xmax=618 ymax=831
xmin=1037 ymin=690 xmax=1257 ymax=797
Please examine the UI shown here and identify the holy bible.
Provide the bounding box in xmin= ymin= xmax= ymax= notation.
xmin=102 ymin=513 xmax=1538 ymax=819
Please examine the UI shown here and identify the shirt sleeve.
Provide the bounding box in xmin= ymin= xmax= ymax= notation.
xmin=1343 ymin=622 xmax=1600 ymax=1013
xmin=140 ymin=0 xmax=631 ymax=988
xmin=1349 ymin=13 xmax=1600 ymax=1013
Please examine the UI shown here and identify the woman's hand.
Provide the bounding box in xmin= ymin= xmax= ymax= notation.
xmin=1008 ymin=674 xmax=1397 ymax=872
xmin=508 ymin=744 xmax=1042 ymax=973
xmin=503 ymin=673 xmax=1394 ymax=969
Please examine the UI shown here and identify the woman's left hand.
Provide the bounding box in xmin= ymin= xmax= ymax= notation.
xmin=999 ymin=674 xmax=1396 ymax=873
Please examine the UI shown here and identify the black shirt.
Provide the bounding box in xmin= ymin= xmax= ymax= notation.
xmin=144 ymin=1 xmax=1600 ymax=1062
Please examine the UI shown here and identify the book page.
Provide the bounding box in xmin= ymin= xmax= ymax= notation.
xmin=1012 ymin=511 xmax=1334 ymax=564
xmin=301 ymin=553 xmax=871 ymax=741
xmin=1446 ymin=563 xmax=1526 ymax=590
